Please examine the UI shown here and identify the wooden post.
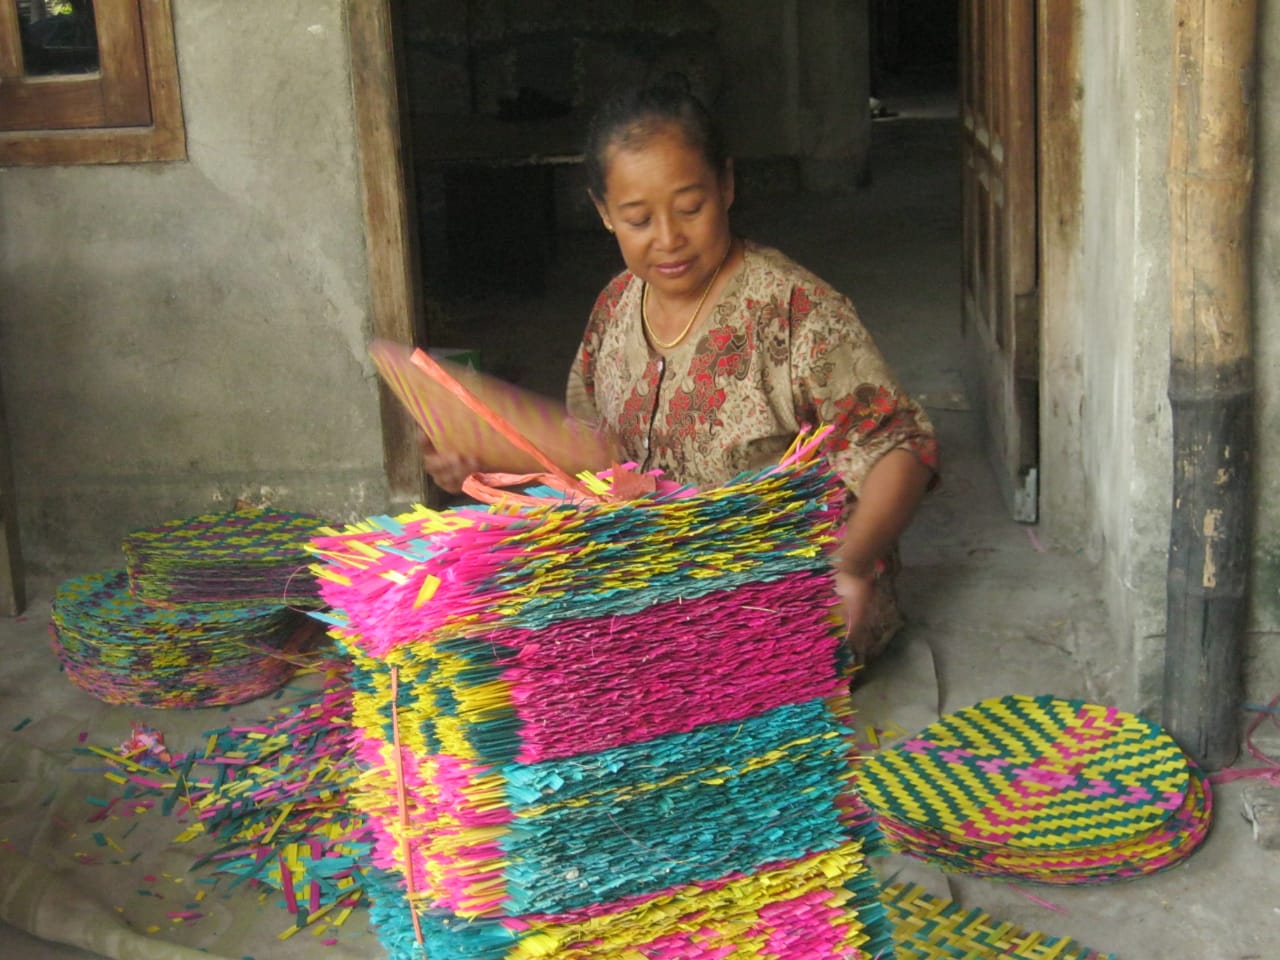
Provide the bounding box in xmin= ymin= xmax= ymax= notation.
xmin=0 ymin=366 xmax=25 ymax=616
xmin=347 ymin=0 xmax=431 ymax=505
xmin=1163 ymin=0 xmax=1259 ymax=770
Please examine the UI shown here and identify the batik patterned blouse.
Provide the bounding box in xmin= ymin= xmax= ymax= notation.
xmin=565 ymin=241 xmax=938 ymax=663
xmin=566 ymin=240 xmax=938 ymax=495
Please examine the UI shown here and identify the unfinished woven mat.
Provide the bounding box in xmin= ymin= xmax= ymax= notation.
xmin=884 ymin=882 xmax=1114 ymax=959
xmin=50 ymin=570 xmax=307 ymax=707
xmin=309 ymin=429 xmax=893 ymax=959
xmin=348 ymin=691 xmax=867 ymax=918
xmin=858 ymin=694 xmax=1212 ymax=883
xmin=121 ymin=508 xmax=326 ymax=609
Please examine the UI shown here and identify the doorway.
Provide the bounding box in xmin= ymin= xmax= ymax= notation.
xmin=353 ymin=1 xmax=1068 ymax=524
xmin=958 ymin=1 xmax=1041 ymax=523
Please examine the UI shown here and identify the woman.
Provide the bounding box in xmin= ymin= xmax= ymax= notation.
xmin=426 ymin=81 xmax=938 ymax=666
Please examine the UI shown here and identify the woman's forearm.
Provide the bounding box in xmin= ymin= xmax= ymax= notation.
xmin=836 ymin=448 xmax=933 ymax=578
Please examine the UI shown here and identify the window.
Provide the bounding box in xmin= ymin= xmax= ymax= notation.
xmin=0 ymin=0 xmax=184 ymax=165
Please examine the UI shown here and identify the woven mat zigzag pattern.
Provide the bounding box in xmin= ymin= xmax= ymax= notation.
xmin=859 ymin=695 xmax=1189 ymax=851
xmin=885 ymin=883 xmax=1114 ymax=959
xmin=123 ymin=509 xmax=323 ymax=559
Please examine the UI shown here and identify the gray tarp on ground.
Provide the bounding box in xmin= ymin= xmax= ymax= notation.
xmin=0 ymin=654 xmax=383 ymax=960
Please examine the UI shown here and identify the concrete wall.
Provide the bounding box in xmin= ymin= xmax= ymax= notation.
xmin=0 ymin=0 xmax=388 ymax=575
xmin=1070 ymin=1 xmax=1146 ymax=706
xmin=1057 ymin=0 xmax=1280 ymax=710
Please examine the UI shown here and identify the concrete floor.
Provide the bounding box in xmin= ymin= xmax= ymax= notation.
xmin=3 ymin=83 xmax=1278 ymax=959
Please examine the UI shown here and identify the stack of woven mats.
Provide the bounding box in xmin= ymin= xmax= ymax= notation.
xmin=49 ymin=509 xmax=326 ymax=707
xmin=307 ymin=430 xmax=896 ymax=960
xmin=121 ymin=508 xmax=327 ymax=609
xmin=856 ymin=693 xmax=1213 ymax=884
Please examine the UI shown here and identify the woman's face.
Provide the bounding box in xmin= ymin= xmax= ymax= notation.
xmin=592 ymin=123 xmax=734 ymax=301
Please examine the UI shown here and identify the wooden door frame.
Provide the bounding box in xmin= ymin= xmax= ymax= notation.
xmin=348 ymin=0 xmax=1085 ymax=523
xmin=0 ymin=363 xmax=24 ymax=616
xmin=960 ymin=1 xmax=1040 ymax=522
xmin=961 ymin=0 xmax=1082 ymax=528
xmin=1036 ymin=0 xmax=1084 ymax=540
xmin=347 ymin=0 xmax=430 ymax=504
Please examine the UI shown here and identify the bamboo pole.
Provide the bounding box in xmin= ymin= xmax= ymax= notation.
xmin=1163 ymin=0 xmax=1259 ymax=770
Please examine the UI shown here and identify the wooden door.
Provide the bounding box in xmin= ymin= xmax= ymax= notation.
xmin=960 ymin=1 xmax=1039 ymax=521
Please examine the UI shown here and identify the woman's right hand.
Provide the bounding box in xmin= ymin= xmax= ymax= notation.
xmin=422 ymin=437 xmax=482 ymax=494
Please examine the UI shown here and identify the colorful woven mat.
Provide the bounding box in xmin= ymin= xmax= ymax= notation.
xmin=121 ymin=508 xmax=326 ymax=609
xmin=877 ymin=762 xmax=1212 ymax=885
xmin=327 ymin=568 xmax=845 ymax=769
xmin=858 ymin=694 xmax=1212 ymax=883
xmin=308 ymin=436 xmax=844 ymax=661
xmin=884 ymin=882 xmax=1114 ymax=959
xmin=350 ymin=694 xmax=867 ymax=918
xmin=50 ymin=570 xmax=309 ymax=707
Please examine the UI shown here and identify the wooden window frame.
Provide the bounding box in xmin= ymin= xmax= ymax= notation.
xmin=0 ymin=0 xmax=185 ymax=165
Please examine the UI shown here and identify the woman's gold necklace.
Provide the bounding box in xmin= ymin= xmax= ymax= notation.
xmin=642 ymin=245 xmax=731 ymax=350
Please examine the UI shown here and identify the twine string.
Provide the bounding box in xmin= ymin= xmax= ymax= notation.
xmin=1209 ymin=690 xmax=1280 ymax=786
xmin=389 ymin=666 xmax=426 ymax=947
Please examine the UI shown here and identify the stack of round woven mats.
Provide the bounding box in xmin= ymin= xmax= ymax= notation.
xmin=49 ymin=509 xmax=326 ymax=708
xmin=856 ymin=693 xmax=1212 ymax=883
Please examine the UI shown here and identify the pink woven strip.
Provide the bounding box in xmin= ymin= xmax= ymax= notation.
xmin=1210 ymin=691 xmax=1280 ymax=786
xmin=496 ymin=572 xmax=845 ymax=762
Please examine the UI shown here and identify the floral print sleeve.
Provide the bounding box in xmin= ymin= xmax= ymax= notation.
xmin=565 ymin=241 xmax=937 ymax=495
xmin=785 ymin=277 xmax=939 ymax=496
xmin=565 ymin=283 xmax=612 ymax=429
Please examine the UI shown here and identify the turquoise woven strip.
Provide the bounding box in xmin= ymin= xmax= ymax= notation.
xmin=498 ymin=701 xmax=854 ymax=914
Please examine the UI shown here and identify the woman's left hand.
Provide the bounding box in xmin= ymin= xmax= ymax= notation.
xmin=422 ymin=436 xmax=482 ymax=494
xmin=830 ymin=448 xmax=934 ymax=663
xmin=833 ymin=568 xmax=876 ymax=661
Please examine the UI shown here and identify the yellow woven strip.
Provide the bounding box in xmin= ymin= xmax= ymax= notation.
xmin=511 ymin=842 xmax=873 ymax=960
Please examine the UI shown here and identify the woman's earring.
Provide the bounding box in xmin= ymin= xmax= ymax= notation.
xmin=604 ymin=222 xmax=615 ymax=234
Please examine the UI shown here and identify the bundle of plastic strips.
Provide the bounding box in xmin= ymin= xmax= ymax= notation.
xmin=121 ymin=508 xmax=327 ymax=609
xmin=308 ymin=429 xmax=895 ymax=959
xmin=49 ymin=570 xmax=312 ymax=707
xmin=856 ymin=694 xmax=1213 ymax=884
xmin=81 ymin=661 xmax=374 ymax=932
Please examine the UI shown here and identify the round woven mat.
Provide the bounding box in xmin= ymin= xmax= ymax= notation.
xmin=873 ymin=760 xmax=1212 ymax=884
xmin=858 ymin=694 xmax=1192 ymax=853
xmin=121 ymin=509 xmax=325 ymax=608
xmin=50 ymin=570 xmax=305 ymax=707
